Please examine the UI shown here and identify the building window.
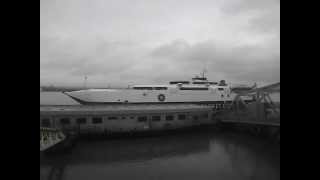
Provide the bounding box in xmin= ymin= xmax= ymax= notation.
xmin=138 ymin=116 xmax=147 ymax=122
xmin=76 ymin=118 xmax=86 ymax=124
xmin=92 ymin=117 xmax=103 ymax=124
xmin=41 ymin=119 xmax=51 ymax=127
xmin=152 ymin=116 xmax=161 ymax=121
xmin=60 ymin=118 xmax=70 ymax=125
xmin=202 ymin=113 xmax=209 ymax=119
xmin=108 ymin=117 xmax=118 ymax=120
xmin=193 ymin=116 xmax=199 ymax=121
xmin=178 ymin=114 xmax=186 ymax=120
xmin=166 ymin=115 xmax=174 ymax=121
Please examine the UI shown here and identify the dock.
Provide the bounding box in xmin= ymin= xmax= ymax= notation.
xmin=215 ymin=82 xmax=280 ymax=141
xmin=216 ymin=82 xmax=280 ymax=125
xmin=40 ymin=82 xmax=280 ymax=152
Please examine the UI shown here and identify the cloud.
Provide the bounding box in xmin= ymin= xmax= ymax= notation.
xmin=40 ymin=0 xmax=280 ymax=87
xmin=150 ymin=39 xmax=280 ymax=84
xmin=221 ymin=0 xmax=280 ymax=35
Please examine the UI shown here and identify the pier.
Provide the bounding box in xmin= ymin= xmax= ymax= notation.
xmin=216 ymin=82 xmax=280 ymax=141
xmin=217 ymin=82 xmax=280 ymax=125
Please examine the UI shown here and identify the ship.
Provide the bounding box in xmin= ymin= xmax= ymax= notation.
xmin=64 ymin=73 xmax=255 ymax=105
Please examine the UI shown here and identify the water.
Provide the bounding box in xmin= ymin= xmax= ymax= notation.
xmin=40 ymin=132 xmax=280 ymax=180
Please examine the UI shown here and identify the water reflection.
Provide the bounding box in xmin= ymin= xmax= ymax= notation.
xmin=40 ymin=131 xmax=279 ymax=180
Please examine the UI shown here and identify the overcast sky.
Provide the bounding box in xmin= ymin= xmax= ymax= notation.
xmin=40 ymin=0 xmax=280 ymax=87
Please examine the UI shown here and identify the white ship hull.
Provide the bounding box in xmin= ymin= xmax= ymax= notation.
xmin=64 ymin=75 xmax=254 ymax=105
xmin=65 ymin=88 xmax=246 ymax=105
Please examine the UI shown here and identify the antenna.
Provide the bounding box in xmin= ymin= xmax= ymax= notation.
xmin=202 ymin=68 xmax=207 ymax=78
xmin=84 ymin=75 xmax=88 ymax=89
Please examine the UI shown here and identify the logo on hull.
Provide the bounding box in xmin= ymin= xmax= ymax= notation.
xmin=158 ymin=94 xmax=166 ymax=102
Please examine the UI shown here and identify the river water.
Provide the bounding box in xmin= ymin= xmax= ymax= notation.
xmin=40 ymin=131 xmax=279 ymax=180
xmin=40 ymin=92 xmax=280 ymax=180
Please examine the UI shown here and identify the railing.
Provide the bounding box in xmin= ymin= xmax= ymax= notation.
xmin=216 ymin=83 xmax=280 ymax=126
xmin=40 ymin=127 xmax=66 ymax=152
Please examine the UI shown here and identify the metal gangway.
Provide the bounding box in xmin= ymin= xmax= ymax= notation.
xmin=40 ymin=127 xmax=66 ymax=152
xmin=217 ymin=82 xmax=280 ymax=126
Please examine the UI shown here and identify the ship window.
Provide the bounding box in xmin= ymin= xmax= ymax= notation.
xmin=165 ymin=115 xmax=174 ymax=121
xmin=133 ymin=87 xmax=153 ymax=90
xmin=154 ymin=87 xmax=168 ymax=90
xmin=178 ymin=114 xmax=186 ymax=120
xmin=41 ymin=118 xmax=51 ymax=127
xmin=192 ymin=77 xmax=207 ymax=81
xmin=108 ymin=117 xmax=118 ymax=120
xmin=152 ymin=116 xmax=161 ymax=121
xmin=121 ymin=117 xmax=126 ymax=120
xmin=169 ymin=81 xmax=190 ymax=84
xmin=138 ymin=116 xmax=147 ymax=122
xmin=192 ymin=82 xmax=208 ymax=84
xmin=76 ymin=118 xmax=86 ymax=124
xmin=60 ymin=118 xmax=70 ymax=125
xmin=218 ymin=88 xmax=224 ymax=91
xmin=92 ymin=117 xmax=103 ymax=124
xmin=180 ymin=87 xmax=208 ymax=90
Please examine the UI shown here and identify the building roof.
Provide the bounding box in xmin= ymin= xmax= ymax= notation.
xmin=40 ymin=104 xmax=213 ymax=116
